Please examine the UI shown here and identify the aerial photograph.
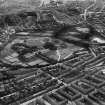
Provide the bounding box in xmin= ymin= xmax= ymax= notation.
xmin=1 ymin=0 xmax=105 ymax=105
